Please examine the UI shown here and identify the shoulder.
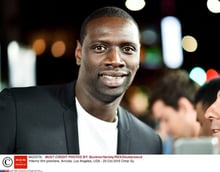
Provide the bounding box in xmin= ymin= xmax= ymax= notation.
xmin=118 ymin=107 xmax=162 ymax=153
xmin=1 ymin=81 xmax=75 ymax=97
xmin=118 ymin=107 xmax=158 ymax=136
xmin=0 ymin=81 xmax=76 ymax=108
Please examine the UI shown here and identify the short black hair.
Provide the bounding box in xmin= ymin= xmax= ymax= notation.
xmin=194 ymin=78 xmax=220 ymax=109
xmin=79 ymin=6 xmax=140 ymax=44
xmin=149 ymin=69 xmax=200 ymax=110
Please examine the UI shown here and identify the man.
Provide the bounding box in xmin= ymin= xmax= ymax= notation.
xmin=148 ymin=69 xmax=200 ymax=153
xmin=0 ymin=6 xmax=162 ymax=154
xmin=205 ymin=85 xmax=220 ymax=142
xmin=194 ymin=78 xmax=220 ymax=136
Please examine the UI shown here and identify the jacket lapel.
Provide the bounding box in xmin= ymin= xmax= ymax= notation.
xmin=63 ymin=107 xmax=79 ymax=154
xmin=117 ymin=107 xmax=130 ymax=154
xmin=61 ymin=81 xmax=79 ymax=154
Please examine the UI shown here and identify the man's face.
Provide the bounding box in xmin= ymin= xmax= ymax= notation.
xmin=152 ymin=99 xmax=200 ymax=139
xmin=205 ymin=90 xmax=220 ymax=141
xmin=152 ymin=100 xmax=185 ymax=139
xmin=75 ymin=17 xmax=140 ymax=102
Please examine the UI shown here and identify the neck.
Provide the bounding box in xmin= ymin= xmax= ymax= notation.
xmin=75 ymin=83 xmax=122 ymax=122
xmin=77 ymin=96 xmax=119 ymax=122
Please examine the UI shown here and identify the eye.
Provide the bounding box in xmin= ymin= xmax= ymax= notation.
xmin=93 ymin=44 xmax=107 ymax=53
xmin=122 ymin=46 xmax=136 ymax=54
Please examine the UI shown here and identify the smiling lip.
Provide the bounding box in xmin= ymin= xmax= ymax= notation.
xmin=212 ymin=129 xmax=220 ymax=134
xmin=99 ymin=71 xmax=128 ymax=87
xmin=99 ymin=70 xmax=128 ymax=77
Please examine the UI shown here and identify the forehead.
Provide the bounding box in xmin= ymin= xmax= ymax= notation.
xmin=152 ymin=100 xmax=175 ymax=119
xmin=152 ymin=101 xmax=163 ymax=119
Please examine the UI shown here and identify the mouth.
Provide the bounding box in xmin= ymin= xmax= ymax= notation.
xmin=99 ymin=70 xmax=128 ymax=77
xmin=99 ymin=71 xmax=128 ymax=87
xmin=212 ymin=129 xmax=220 ymax=134
xmin=100 ymin=73 xmax=127 ymax=78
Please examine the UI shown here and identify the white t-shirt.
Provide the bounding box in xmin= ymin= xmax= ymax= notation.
xmin=75 ymin=97 xmax=118 ymax=155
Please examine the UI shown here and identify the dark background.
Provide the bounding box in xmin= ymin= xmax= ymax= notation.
xmin=1 ymin=0 xmax=220 ymax=87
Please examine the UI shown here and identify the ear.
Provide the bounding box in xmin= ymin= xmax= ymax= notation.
xmin=75 ymin=40 xmax=82 ymax=66
xmin=178 ymin=97 xmax=194 ymax=113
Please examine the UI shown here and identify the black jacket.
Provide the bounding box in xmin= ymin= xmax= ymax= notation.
xmin=0 ymin=81 xmax=162 ymax=154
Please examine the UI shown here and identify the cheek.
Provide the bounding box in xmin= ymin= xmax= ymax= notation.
xmin=81 ymin=55 xmax=99 ymax=71
xmin=135 ymin=63 xmax=140 ymax=71
xmin=129 ymin=62 xmax=140 ymax=74
xmin=126 ymin=55 xmax=140 ymax=69
xmin=166 ymin=115 xmax=180 ymax=130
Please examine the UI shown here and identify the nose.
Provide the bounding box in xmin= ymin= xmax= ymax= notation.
xmin=105 ymin=47 xmax=125 ymax=68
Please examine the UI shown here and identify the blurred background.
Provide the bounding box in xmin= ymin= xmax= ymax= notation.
xmin=1 ymin=0 xmax=220 ymax=121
